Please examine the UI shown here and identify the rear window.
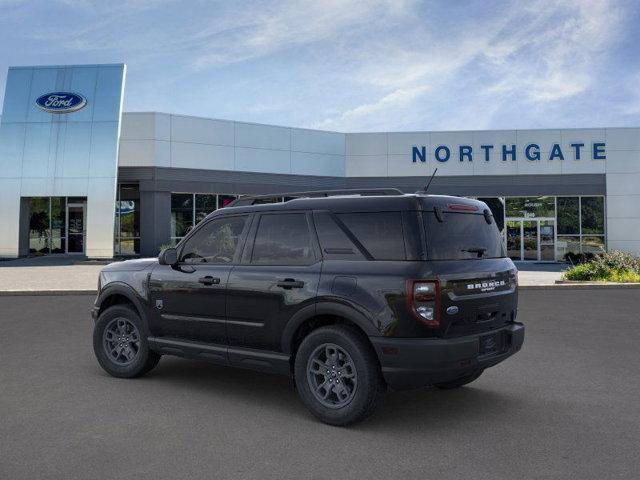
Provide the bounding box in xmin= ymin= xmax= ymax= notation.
xmin=423 ymin=211 xmax=505 ymax=260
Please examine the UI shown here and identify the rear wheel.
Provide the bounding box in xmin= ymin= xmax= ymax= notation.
xmin=93 ymin=304 xmax=160 ymax=378
xmin=294 ymin=325 xmax=385 ymax=426
xmin=434 ymin=370 xmax=483 ymax=389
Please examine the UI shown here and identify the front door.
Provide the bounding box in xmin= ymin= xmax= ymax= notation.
xmin=505 ymin=219 xmax=556 ymax=261
xmin=148 ymin=214 xmax=251 ymax=345
xmin=66 ymin=203 xmax=85 ymax=254
xmin=226 ymin=212 xmax=321 ymax=352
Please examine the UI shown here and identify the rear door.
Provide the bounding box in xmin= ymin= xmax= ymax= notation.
xmin=226 ymin=211 xmax=321 ymax=352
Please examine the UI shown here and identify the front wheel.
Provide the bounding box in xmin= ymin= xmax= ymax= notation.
xmin=294 ymin=325 xmax=385 ymax=426
xmin=93 ymin=304 xmax=160 ymax=378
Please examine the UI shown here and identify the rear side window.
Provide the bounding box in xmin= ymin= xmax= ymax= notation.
xmin=251 ymin=213 xmax=315 ymax=265
xmin=423 ymin=212 xmax=505 ymax=260
xmin=313 ymin=212 xmax=366 ymax=261
xmin=336 ymin=212 xmax=406 ymax=260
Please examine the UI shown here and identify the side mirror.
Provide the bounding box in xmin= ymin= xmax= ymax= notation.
xmin=158 ymin=247 xmax=178 ymax=266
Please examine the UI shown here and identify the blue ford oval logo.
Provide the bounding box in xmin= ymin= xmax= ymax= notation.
xmin=446 ymin=306 xmax=459 ymax=315
xmin=36 ymin=92 xmax=87 ymax=114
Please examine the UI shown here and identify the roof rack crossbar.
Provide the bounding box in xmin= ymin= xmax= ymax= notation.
xmin=226 ymin=188 xmax=403 ymax=207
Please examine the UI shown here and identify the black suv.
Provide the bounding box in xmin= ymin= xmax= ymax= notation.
xmin=92 ymin=190 xmax=524 ymax=425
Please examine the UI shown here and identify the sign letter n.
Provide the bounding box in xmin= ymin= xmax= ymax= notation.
xmin=412 ymin=146 xmax=426 ymax=163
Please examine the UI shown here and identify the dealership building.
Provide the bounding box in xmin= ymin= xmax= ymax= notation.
xmin=1 ymin=63 xmax=639 ymax=261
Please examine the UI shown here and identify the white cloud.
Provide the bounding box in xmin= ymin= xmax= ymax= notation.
xmin=190 ymin=0 xmax=413 ymax=69
xmin=314 ymin=0 xmax=625 ymax=130
xmin=2 ymin=0 xmax=631 ymax=130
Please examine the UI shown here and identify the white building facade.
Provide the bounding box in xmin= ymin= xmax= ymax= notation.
xmin=1 ymin=64 xmax=639 ymax=260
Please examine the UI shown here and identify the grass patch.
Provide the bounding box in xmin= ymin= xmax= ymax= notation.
xmin=563 ymin=264 xmax=640 ymax=282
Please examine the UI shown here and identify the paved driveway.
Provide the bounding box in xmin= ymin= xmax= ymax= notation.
xmin=1 ymin=290 xmax=639 ymax=479
xmin=0 ymin=257 xmax=565 ymax=292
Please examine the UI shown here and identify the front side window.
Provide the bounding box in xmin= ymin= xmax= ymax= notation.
xmin=180 ymin=216 xmax=248 ymax=264
xmin=251 ymin=213 xmax=315 ymax=265
xmin=424 ymin=211 xmax=505 ymax=260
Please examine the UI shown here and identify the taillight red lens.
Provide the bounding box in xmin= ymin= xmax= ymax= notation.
xmin=407 ymin=280 xmax=440 ymax=327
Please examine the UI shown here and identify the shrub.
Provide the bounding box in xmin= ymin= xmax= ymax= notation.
xmin=593 ymin=250 xmax=640 ymax=273
xmin=563 ymin=252 xmax=595 ymax=264
xmin=563 ymin=250 xmax=640 ymax=282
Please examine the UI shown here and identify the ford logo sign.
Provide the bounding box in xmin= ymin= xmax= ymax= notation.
xmin=35 ymin=92 xmax=87 ymax=114
xmin=446 ymin=306 xmax=459 ymax=315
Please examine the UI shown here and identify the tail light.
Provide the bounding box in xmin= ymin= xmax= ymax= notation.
xmin=447 ymin=203 xmax=479 ymax=212
xmin=407 ymin=280 xmax=440 ymax=327
xmin=509 ymin=269 xmax=518 ymax=288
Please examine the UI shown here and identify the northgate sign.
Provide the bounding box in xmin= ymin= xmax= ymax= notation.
xmin=411 ymin=142 xmax=606 ymax=163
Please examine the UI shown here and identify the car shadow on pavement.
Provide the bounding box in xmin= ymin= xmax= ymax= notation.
xmin=103 ymin=356 xmax=525 ymax=430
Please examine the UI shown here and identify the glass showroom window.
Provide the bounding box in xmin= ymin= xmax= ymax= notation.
xmin=557 ymin=197 xmax=580 ymax=259
xmin=28 ymin=197 xmax=73 ymax=254
xmin=556 ymin=196 xmax=605 ymax=258
xmin=580 ymin=197 xmax=605 ymax=254
xmin=114 ymin=184 xmax=140 ymax=255
xmin=170 ymin=193 xmax=241 ymax=245
xmin=505 ymin=196 xmax=555 ymax=219
xmin=195 ymin=194 xmax=217 ymax=225
xmin=29 ymin=197 xmax=54 ymax=254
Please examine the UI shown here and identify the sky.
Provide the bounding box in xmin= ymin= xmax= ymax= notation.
xmin=0 ymin=0 xmax=639 ymax=132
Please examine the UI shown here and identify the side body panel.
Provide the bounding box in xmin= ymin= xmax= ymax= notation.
xmin=147 ymin=263 xmax=233 ymax=344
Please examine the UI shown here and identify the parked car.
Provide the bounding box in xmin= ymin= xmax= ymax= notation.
xmin=92 ymin=189 xmax=524 ymax=426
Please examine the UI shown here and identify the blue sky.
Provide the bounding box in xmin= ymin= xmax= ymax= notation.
xmin=1 ymin=0 xmax=639 ymax=132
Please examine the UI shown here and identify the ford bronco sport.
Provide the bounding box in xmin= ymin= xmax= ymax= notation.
xmin=92 ymin=189 xmax=524 ymax=425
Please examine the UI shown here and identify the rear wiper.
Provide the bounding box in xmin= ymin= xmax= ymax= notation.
xmin=461 ymin=247 xmax=487 ymax=258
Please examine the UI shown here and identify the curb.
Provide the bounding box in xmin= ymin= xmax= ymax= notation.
xmin=0 ymin=290 xmax=97 ymax=296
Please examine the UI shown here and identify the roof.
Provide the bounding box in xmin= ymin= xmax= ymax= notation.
xmin=210 ymin=193 xmax=487 ymax=216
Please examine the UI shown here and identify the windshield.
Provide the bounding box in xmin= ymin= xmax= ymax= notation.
xmin=423 ymin=211 xmax=506 ymax=260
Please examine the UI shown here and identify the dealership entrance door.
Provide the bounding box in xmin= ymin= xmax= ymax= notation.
xmin=506 ymin=218 xmax=555 ymax=261
xmin=66 ymin=202 xmax=86 ymax=254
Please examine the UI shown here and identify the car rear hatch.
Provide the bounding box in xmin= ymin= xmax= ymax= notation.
xmin=420 ymin=202 xmax=518 ymax=339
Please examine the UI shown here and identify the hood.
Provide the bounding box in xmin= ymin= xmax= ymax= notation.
xmin=101 ymin=258 xmax=158 ymax=272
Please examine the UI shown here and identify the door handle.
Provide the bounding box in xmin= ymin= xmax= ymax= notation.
xmin=277 ymin=278 xmax=304 ymax=289
xmin=198 ymin=276 xmax=221 ymax=286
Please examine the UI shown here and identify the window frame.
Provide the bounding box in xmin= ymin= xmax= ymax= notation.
xmin=242 ymin=211 xmax=320 ymax=267
xmin=176 ymin=213 xmax=252 ymax=265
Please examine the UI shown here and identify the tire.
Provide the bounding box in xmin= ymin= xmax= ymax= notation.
xmin=434 ymin=370 xmax=483 ymax=390
xmin=93 ymin=304 xmax=160 ymax=378
xmin=294 ymin=325 xmax=385 ymax=426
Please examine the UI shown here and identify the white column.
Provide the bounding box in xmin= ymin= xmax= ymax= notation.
xmin=605 ymin=128 xmax=640 ymax=255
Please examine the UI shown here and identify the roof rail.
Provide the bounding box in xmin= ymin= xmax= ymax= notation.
xmin=226 ymin=188 xmax=404 ymax=207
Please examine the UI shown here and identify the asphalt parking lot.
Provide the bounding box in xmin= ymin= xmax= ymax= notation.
xmin=1 ymin=289 xmax=639 ymax=480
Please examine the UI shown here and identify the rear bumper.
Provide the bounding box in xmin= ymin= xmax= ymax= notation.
xmin=370 ymin=323 xmax=524 ymax=390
